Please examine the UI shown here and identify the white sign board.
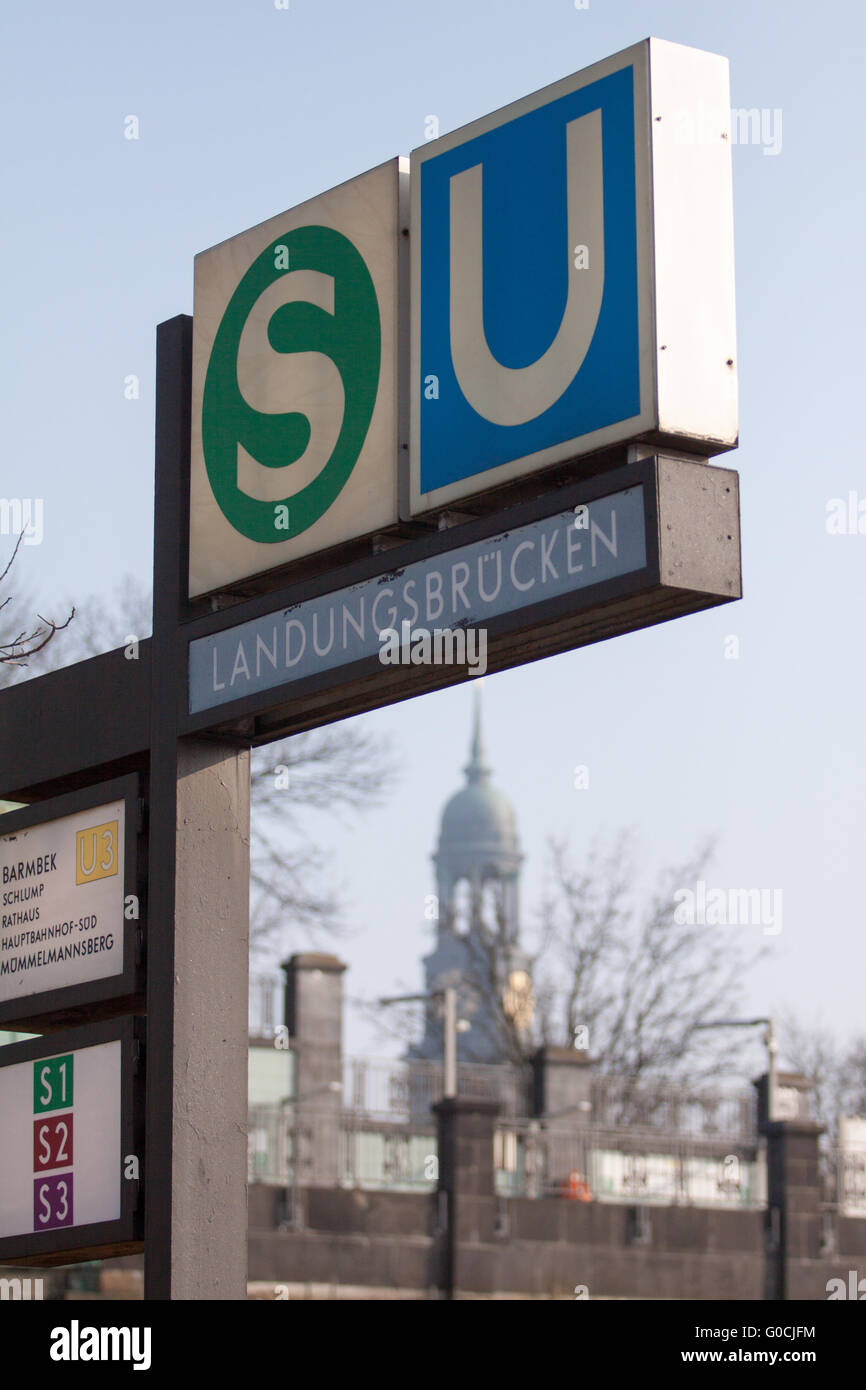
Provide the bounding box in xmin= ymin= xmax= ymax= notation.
xmin=409 ymin=37 xmax=737 ymax=514
xmin=593 ymin=1148 xmax=764 ymax=1208
xmin=0 ymin=799 xmax=125 ymax=1007
xmin=0 ymin=1040 xmax=122 ymax=1240
xmin=189 ymin=158 xmax=406 ymax=597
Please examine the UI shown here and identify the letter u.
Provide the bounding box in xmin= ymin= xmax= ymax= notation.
xmin=78 ymin=832 xmax=97 ymax=879
xmin=312 ymin=608 xmax=335 ymax=657
xmin=449 ymin=109 xmax=605 ymax=427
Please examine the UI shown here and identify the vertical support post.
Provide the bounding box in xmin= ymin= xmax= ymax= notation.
xmin=146 ymin=315 xmax=251 ymax=1298
xmin=766 ymin=1019 xmax=778 ymax=1123
xmin=756 ymin=1071 xmax=823 ymax=1302
xmin=443 ymin=987 xmax=457 ymax=1099
xmin=283 ymin=953 xmax=346 ymax=1191
xmin=433 ymin=1097 xmax=500 ymax=1299
xmin=171 ymin=739 xmax=250 ymax=1296
xmin=144 ymin=315 xmax=190 ymax=1300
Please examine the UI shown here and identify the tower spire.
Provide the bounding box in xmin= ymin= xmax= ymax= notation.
xmin=464 ymin=684 xmax=490 ymax=785
xmin=415 ymin=686 xmax=529 ymax=1065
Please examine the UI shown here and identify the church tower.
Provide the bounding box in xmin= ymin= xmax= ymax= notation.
xmin=411 ymin=689 xmax=533 ymax=1064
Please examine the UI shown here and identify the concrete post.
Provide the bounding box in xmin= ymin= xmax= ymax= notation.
xmin=433 ymin=1096 xmax=500 ymax=1298
xmin=531 ymin=1047 xmax=594 ymax=1193
xmin=169 ymin=739 xmax=251 ymax=1298
xmin=282 ymin=954 xmax=346 ymax=1190
xmin=756 ymin=1071 xmax=824 ymax=1300
xmin=146 ymin=315 xmax=252 ymax=1300
xmin=531 ymin=1045 xmax=594 ymax=1119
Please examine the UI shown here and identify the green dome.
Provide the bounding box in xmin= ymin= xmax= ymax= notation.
xmin=439 ymin=781 xmax=519 ymax=854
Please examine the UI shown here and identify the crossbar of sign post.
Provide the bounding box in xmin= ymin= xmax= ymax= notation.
xmin=185 ymin=457 xmax=740 ymax=743
xmin=0 ymin=36 xmax=740 ymax=1291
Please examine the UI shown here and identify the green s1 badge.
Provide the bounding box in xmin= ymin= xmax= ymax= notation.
xmin=202 ymin=225 xmax=381 ymax=543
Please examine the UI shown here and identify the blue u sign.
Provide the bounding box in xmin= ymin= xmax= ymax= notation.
xmin=411 ymin=53 xmax=647 ymax=513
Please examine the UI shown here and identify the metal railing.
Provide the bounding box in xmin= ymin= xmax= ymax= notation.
xmin=493 ymin=1119 xmax=765 ymax=1208
xmin=820 ymin=1144 xmax=866 ymax=1217
xmin=248 ymin=1101 xmax=765 ymax=1206
xmin=248 ymin=1104 xmax=437 ymax=1192
xmin=341 ymin=1054 xmax=528 ymax=1120
xmin=249 ymin=971 xmax=285 ymax=1042
xmin=589 ymin=1077 xmax=756 ymax=1141
xmin=246 ymin=976 xmax=766 ymax=1204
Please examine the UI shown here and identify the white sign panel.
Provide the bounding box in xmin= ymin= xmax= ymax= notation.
xmin=0 ymin=800 xmax=125 ymax=1006
xmin=0 ymin=1040 xmax=122 ymax=1239
xmin=189 ymin=158 xmax=406 ymax=597
xmin=409 ymin=37 xmax=737 ymax=514
xmin=593 ymin=1148 xmax=764 ymax=1208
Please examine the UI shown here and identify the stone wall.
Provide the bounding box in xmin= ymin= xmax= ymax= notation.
xmin=245 ymin=1087 xmax=866 ymax=1300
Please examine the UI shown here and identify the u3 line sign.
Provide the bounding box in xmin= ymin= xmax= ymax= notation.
xmin=0 ymin=776 xmax=144 ymax=1031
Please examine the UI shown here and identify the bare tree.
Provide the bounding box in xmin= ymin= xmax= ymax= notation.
xmin=7 ymin=574 xmax=396 ymax=955
xmin=250 ymin=723 xmax=396 ymax=956
xmin=779 ymin=1013 xmax=866 ymax=1137
xmin=531 ymin=833 xmax=767 ymax=1097
xmin=0 ymin=533 xmax=73 ymax=677
xmin=360 ymin=830 xmax=765 ymax=1097
xmin=450 ymin=894 xmax=540 ymax=1067
xmin=417 ymin=831 xmax=765 ymax=1098
xmin=841 ymin=1039 xmax=866 ymax=1119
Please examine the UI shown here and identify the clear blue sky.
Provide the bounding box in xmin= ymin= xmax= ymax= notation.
xmin=2 ymin=0 xmax=864 ymax=1066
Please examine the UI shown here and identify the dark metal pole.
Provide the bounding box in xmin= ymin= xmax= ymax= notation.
xmin=144 ymin=315 xmax=191 ymax=1299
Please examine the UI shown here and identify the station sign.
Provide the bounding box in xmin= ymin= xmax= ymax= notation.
xmin=0 ymin=776 xmax=144 ymax=1031
xmin=0 ymin=1017 xmax=143 ymax=1265
xmin=189 ymin=157 xmax=407 ymax=598
xmin=191 ymin=483 xmax=646 ymax=713
xmin=409 ymin=37 xmax=738 ymax=515
xmin=0 ymin=35 xmax=744 ymax=1297
xmin=184 ymin=454 xmax=741 ymax=742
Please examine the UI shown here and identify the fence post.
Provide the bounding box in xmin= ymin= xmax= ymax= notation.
xmin=282 ymin=953 xmax=346 ymax=1187
xmin=433 ymin=1097 xmax=500 ymax=1298
xmin=756 ymin=1071 xmax=823 ymax=1300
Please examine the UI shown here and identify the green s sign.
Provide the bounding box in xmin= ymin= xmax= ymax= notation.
xmin=202 ymin=225 xmax=381 ymax=543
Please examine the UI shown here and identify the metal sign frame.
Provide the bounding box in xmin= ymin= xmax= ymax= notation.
xmin=180 ymin=451 xmax=740 ymax=746
xmin=0 ymin=1015 xmax=144 ymax=1266
xmin=0 ymin=26 xmax=744 ymax=1292
xmin=188 ymin=157 xmax=411 ymax=599
xmin=0 ymin=774 xmax=145 ymax=1032
xmin=407 ymin=37 xmax=738 ymax=517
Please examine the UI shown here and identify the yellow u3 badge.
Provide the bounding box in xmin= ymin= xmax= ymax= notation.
xmin=75 ymin=820 xmax=119 ymax=884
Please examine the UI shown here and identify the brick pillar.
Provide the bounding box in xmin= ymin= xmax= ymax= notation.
xmin=531 ymin=1045 xmax=593 ymax=1117
xmin=433 ymin=1097 xmax=499 ymax=1299
xmin=756 ymin=1071 xmax=824 ymax=1300
xmin=282 ymin=953 xmax=346 ymax=1193
xmin=532 ymin=1047 xmax=594 ymax=1197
